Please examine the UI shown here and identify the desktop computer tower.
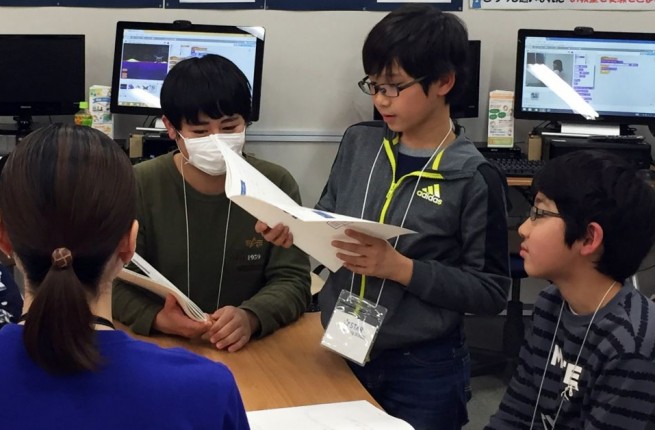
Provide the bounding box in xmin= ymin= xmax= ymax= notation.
xmin=542 ymin=135 xmax=652 ymax=170
xmin=142 ymin=133 xmax=177 ymax=159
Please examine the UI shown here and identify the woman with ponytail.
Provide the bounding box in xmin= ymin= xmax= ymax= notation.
xmin=0 ymin=124 xmax=249 ymax=429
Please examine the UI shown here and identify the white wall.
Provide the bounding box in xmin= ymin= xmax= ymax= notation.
xmin=1 ymin=6 xmax=653 ymax=292
xmin=245 ymin=140 xmax=337 ymax=207
xmin=1 ymin=6 xmax=654 ymax=200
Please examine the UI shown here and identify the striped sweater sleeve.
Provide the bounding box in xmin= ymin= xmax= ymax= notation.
xmin=585 ymin=354 xmax=655 ymax=429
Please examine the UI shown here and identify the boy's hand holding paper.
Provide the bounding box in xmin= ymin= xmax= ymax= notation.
xmin=117 ymin=252 xmax=208 ymax=323
xmin=154 ymin=294 xmax=210 ymax=338
xmin=221 ymin=147 xmax=415 ymax=272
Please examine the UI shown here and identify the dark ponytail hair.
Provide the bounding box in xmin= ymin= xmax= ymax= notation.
xmin=0 ymin=124 xmax=136 ymax=374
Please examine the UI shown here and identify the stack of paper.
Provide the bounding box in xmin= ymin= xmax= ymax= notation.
xmin=247 ymin=401 xmax=414 ymax=430
xmin=221 ymin=148 xmax=415 ymax=272
xmin=117 ymin=253 xmax=207 ymax=322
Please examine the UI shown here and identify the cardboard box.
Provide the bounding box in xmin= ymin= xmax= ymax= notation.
xmin=89 ymin=85 xmax=112 ymax=124
xmin=129 ymin=133 xmax=143 ymax=159
xmin=528 ymin=134 xmax=542 ymax=160
xmin=487 ymin=90 xmax=514 ymax=148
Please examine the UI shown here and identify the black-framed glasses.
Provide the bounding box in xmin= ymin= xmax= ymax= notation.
xmin=358 ymin=76 xmax=426 ymax=97
xmin=528 ymin=206 xmax=562 ymax=221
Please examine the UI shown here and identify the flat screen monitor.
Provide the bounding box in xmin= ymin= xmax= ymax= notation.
xmin=515 ymin=29 xmax=655 ymax=134
xmin=0 ymin=35 xmax=85 ymax=131
xmin=374 ymin=40 xmax=481 ymax=121
xmin=110 ymin=21 xmax=265 ymax=121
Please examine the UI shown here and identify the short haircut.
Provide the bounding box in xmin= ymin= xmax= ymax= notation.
xmin=362 ymin=4 xmax=469 ymax=105
xmin=553 ymin=59 xmax=563 ymax=72
xmin=533 ymin=150 xmax=655 ymax=282
xmin=160 ymin=54 xmax=252 ymax=129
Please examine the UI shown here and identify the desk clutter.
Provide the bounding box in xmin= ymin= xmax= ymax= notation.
xmin=128 ymin=131 xmax=176 ymax=161
xmin=541 ymin=132 xmax=652 ymax=170
xmin=479 ymin=130 xmax=653 ymax=179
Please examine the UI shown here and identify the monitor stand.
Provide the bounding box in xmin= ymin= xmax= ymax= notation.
xmin=560 ymin=122 xmax=620 ymax=136
xmin=0 ymin=112 xmax=34 ymax=144
xmin=14 ymin=112 xmax=34 ymax=143
xmin=135 ymin=117 xmax=166 ymax=133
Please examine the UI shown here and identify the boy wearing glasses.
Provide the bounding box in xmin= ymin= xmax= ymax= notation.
xmin=113 ymin=55 xmax=311 ymax=352
xmin=487 ymin=150 xmax=655 ymax=429
xmin=257 ymin=5 xmax=510 ymax=429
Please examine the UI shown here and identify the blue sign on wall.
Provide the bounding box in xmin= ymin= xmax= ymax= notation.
xmin=0 ymin=0 xmax=460 ymax=9
xmin=166 ymin=0 xmax=264 ymax=9
xmin=266 ymin=0 xmax=462 ymax=11
xmin=0 ymin=0 xmax=161 ymax=6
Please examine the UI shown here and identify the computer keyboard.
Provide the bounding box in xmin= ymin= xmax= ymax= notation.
xmin=477 ymin=146 xmax=547 ymax=178
xmin=488 ymin=158 xmax=546 ymax=177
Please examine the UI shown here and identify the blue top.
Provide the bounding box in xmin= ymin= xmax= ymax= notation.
xmin=0 ymin=324 xmax=250 ymax=430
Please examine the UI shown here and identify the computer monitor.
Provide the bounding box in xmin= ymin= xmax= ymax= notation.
xmin=110 ymin=21 xmax=265 ymax=121
xmin=374 ymin=40 xmax=481 ymax=121
xmin=515 ymin=28 xmax=655 ymax=135
xmin=0 ymin=35 xmax=85 ymax=134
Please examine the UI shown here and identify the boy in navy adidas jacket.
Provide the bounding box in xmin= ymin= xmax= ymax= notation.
xmin=257 ymin=5 xmax=510 ymax=429
xmin=487 ymin=150 xmax=655 ymax=429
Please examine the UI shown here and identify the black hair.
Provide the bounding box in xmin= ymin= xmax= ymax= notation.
xmin=553 ymin=59 xmax=563 ymax=72
xmin=0 ymin=124 xmax=136 ymax=374
xmin=533 ymin=150 xmax=655 ymax=282
xmin=160 ymin=54 xmax=252 ymax=129
xmin=362 ymin=4 xmax=469 ymax=105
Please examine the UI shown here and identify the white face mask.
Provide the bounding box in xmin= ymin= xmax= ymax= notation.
xmin=178 ymin=131 xmax=246 ymax=176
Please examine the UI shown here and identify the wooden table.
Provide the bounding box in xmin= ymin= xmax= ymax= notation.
xmin=120 ymin=313 xmax=378 ymax=411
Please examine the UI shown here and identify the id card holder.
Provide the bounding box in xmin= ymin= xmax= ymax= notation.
xmin=321 ymin=289 xmax=387 ymax=366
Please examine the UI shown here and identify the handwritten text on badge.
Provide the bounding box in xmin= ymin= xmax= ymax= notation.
xmin=322 ymin=309 xmax=378 ymax=365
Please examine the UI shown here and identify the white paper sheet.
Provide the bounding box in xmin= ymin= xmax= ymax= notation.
xmin=117 ymin=253 xmax=207 ymax=322
xmin=221 ymin=148 xmax=415 ymax=272
xmin=247 ymin=401 xmax=414 ymax=430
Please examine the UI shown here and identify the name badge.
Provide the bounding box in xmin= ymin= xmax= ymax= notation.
xmin=321 ymin=289 xmax=387 ymax=366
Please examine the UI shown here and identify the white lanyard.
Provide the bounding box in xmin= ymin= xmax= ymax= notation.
xmin=348 ymin=120 xmax=454 ymax=306
xmin=180 ymin=157 xmax=230 ymax=309
xmin=530 ymin=281 xmax=617 ymax=429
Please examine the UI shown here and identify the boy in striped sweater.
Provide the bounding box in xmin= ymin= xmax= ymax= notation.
xmin=487 ymin=150 xmax=655 ymax=429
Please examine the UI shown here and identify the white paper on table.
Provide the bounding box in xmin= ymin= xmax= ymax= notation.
xmin=221 ymin=148 xmax=415 ymax=272
xmin=247 ymin=400 xmax=414 ymax=430
xmin=116 ymin=253 xmax=207 ymax=322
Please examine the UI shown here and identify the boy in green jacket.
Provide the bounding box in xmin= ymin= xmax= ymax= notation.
xmin=113 ymin=55 xmax=310 ymax=352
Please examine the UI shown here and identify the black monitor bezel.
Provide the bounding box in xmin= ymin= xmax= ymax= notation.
xmin=0 ymin=34 xmax=85 ymax=117
xmin=514 ymin=28 xmax=655 ymax=125
xmin=110 ymin=21 xmax=265 ymax=121
xmin=452 ymin=39 xmax=481 ymax=119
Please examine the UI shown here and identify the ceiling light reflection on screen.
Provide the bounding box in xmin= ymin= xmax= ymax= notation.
xmin=128 ymin=88 xmax=161 ymax=109
xmin=527 ymin=64 xmax=599 ymax=120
